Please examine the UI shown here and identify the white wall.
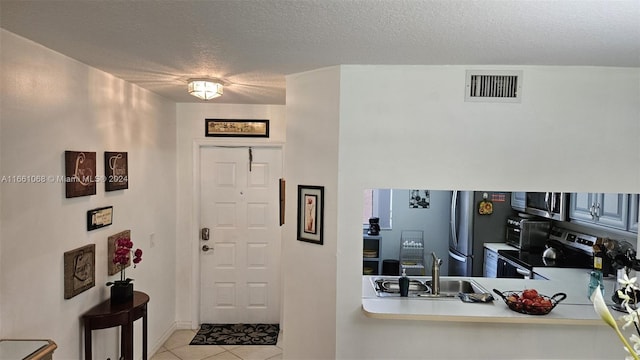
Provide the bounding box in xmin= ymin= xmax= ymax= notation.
xmin=286 ymin=65 xmax=639 ymax=359
xmin=336 ymin=65 xmax=639 ymax=359
xmin=175 ymin=103 xmax=285 ymax=327
xmin=0 ymin=30 xmax=177 ymax=359
xmin=282 ymin=67 xmax=340 ymax=359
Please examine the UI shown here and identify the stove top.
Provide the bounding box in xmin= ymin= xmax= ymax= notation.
xmin=498 ymin=249 xmax=592 ymax=270
xmin=498 ymin=226 xmax=595 ymax=270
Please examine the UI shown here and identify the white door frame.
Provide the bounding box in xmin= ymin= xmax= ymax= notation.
xmin=190 ymin=139 xmax=285 ymax=328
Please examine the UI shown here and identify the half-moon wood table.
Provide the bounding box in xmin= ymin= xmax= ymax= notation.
xmin=82 ymin=291 xmax=149 ymax=360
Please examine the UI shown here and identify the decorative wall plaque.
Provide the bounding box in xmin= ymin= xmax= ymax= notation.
xmin=104 ymin=151 xmax=129 ymax=191
xmin=64 ymin=151 xmax=96 ymax=198
xmin=108 ymin=230 xmax=131 ymax=276
xmin=205 ymin=119 xmax=269 ymax=137
xmin=87 ymin=206 xmax=113 ymax=231
xmin=64 ymin=244 xmax=95 ymax=299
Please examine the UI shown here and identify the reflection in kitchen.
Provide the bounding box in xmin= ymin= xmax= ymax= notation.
xmin=363 ymin=190 xmax=639 ymax=285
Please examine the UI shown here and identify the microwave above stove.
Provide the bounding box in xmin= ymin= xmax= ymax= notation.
xmin=523 ymin=192 xmax=568 ymax=221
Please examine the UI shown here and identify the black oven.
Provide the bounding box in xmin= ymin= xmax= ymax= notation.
xmin=497 ymin=251 xmax=532 ymax=279
xmin=497 ymin=238 xmax=594 ymax=279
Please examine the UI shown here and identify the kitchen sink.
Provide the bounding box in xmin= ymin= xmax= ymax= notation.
xmin=425 ymin=279 xmax=480 ymax=295
xmin=372 ymin=277 xmax=488 ymax=299
xmin=374 ymin=279 xmax=428 ymax=294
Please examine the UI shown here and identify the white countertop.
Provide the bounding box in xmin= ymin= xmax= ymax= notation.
xmin=483 ymin=242 xmax=514 ymax=252
xmin=362 ymin=268 xmax=620 ymax=325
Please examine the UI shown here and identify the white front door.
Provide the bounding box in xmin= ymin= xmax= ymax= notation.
xmin=199 ymin=146 xmax=282 ymax=323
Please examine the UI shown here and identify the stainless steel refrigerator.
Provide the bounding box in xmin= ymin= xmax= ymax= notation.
xmin=448 ymin=191 xmax=513 ymax=276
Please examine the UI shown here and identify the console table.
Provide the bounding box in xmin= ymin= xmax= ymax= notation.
xmin=82 ymin=291 xmax=149 ymax=360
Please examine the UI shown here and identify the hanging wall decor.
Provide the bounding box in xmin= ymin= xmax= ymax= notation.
xmin=279 ymin=178 xmax=286 ymax=226
xmin=297 ymin=185 xmax=324 ymax=245
xmin=64 ymin=151 xmax=97 ymax=198
xmin=205 ymin=119 xmax=269 ymax=138
xmin=87 ymin=206 xmax=113 ymax=231
xmin=409 ymin=190 xmax=430 ymax=209
xmin=104 ymin=151 xmax=129 ymax=191
xmin=107 ymin=230 xmax=131 ymax=276
xmin=64 ymin=244 xmax=96 ymax=299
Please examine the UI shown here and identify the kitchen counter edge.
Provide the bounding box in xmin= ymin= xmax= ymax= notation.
xmin=361 ymin=274 xmax=613 ymax=326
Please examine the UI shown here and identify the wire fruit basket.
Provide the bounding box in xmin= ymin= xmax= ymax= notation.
xmin=493 ymin=289 xmax=566 ymax=315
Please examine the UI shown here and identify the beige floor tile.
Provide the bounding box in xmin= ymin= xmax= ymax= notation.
xmin=275 ymin=331 xmax=283 ymax=349
xmin=203 ymin=350 xmax=243 ymax=360
xmin=171 ymin=344 xmax=226 ymax=360
xmin=228 ymin=346 xmax=282 ymax=360
xmin=150 ymin=349 xmax=181 ymax=360
xmin=266 ymin=353 xmax=282 ymax=360
xmin=220 ymin=345 xmax=241 ymax=351
xmin=164 ymin=329 xmax=198 ymax=350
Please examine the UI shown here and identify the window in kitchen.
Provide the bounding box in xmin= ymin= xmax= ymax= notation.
xmin=363 ymin=189 xmax=392 ymax=229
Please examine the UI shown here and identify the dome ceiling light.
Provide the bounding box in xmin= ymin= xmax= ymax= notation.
xmin=187 ymin=79 xmax=223 ymax=100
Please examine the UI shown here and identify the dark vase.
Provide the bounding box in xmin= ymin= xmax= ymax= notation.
xmin=110 ymin=281 xmax=134 ymax=304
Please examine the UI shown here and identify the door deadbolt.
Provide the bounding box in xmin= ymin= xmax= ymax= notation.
xmin=202 ymin=244 xmax=212 ymax=252
xmin=201 ymin=228 xmax=210 ymax=241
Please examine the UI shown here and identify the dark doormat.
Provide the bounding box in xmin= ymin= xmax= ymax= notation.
xmin=190 ymin=323 xmax=280 ymax=346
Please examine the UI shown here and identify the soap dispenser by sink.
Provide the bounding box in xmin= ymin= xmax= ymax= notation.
xmin=398 ymin=268 xmax=409 ymax=297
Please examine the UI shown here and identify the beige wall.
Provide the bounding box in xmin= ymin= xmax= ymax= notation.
xmin=336 ymin=65 xmax=639 ymax=359
xmin=0 ymin=30 xmax=177 ymax=359
xmin=284 ymin=65 xmax=639 ymax=359
xmin=282 ymin=66 xmax=340 ymax=359
xmin=175 ymin=103 xmax=286 ymax=327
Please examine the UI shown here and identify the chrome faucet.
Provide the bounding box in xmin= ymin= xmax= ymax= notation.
xmin=431 ymin=252 xmax=442 ymax=295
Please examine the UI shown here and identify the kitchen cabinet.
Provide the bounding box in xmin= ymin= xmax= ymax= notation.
xmin=363 ymin=234 xmax=382 ymax=275
xmin=569 ymin=193 xmax=629 ymax=231
xmin=630 ymin=194 xmax=639 ymax=233
xmin=484 ymin=248 xmax=498 ymax=278
xmin=511 ymin=192 xmax=526 ymax=212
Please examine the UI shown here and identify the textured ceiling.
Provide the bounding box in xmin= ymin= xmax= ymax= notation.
xmin=1 ymin=0 xmax=639 ymax=104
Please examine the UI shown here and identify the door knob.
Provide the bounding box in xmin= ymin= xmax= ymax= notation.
xmin=202 ymin=244 xmax=212 ymax=252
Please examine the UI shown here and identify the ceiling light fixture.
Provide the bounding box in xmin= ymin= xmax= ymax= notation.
xmin=187 ymin=79 xmax=223 ymax=100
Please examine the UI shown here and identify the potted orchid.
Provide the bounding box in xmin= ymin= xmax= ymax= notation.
xmin=591 ymin=240 xmax=640 ymax=359
xmin=592 ymin=271 xmax=640 ymax=360
xmin=106 ymin=235 xmax=142 ymax=303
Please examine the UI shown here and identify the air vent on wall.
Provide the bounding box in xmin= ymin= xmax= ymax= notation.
xmin=465 ymin=70 xmax=522 ymax=103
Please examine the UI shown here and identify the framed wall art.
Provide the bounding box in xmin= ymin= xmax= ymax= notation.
xmin=64 ymin=151 xmax=97 ymax=198
xmin=107 ymin=230 xmax=131 ymax=275
xmin=205 ymin=119 xmax=269 ymax=138
xmin=87 ymin=206 xmax=113 ymax=231
xmin=279 ymin=178 xmax=286 ymax=226
xmin=409 ymin=190 xmax=430 ymax=209
xmin=297 ymin=185 xmax=324 ymax=245
xmin=64 ymin=244 xmax=95 ymax=299
xmin=104 ymin=151 xmax=129 ymax=191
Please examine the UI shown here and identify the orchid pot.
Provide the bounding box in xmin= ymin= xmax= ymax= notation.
xmin=106 ymin=235 xmax=142 ymax=304
xmin=109 ymin=280 xmax=134 ymax=304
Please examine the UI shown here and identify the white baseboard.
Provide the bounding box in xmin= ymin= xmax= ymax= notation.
xmin=149 ymin=322 xmax=177 ymax=358
xmin=176 ymin=320 xmax=198 ymax=330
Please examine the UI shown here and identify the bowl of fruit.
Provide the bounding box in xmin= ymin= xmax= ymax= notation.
xmin=493 ymin=288 xmax=566 ymax=315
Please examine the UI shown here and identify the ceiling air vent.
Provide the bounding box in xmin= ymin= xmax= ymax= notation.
xmin=465 ymin=70 xmax=522 ymax=103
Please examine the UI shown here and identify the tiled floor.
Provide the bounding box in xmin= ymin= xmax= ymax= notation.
xmin=151 ymin=329 xmax=283 ymax=360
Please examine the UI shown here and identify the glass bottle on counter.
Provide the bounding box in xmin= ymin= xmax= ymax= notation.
xmin=399 ymin=268 xmax=409 ymax=297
